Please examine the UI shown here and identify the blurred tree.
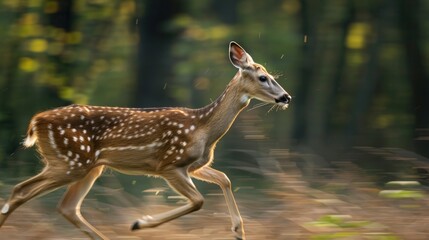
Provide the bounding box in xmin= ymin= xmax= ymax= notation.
xmin=321 ymin=0 xmax=355 ymax=149
xmin=398 ymin=0 xmax=429 ymax=158
xmin=0 ymin=4 xmax=23 ymax=168
xmin=134 ymin=0 xmax=186 ymax=108
xmin=292 ymin=0 xmax=320 ymax=145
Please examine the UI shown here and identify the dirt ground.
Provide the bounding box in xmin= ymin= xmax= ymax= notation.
xmin=1 ymin=148 xmax=429 ymax=240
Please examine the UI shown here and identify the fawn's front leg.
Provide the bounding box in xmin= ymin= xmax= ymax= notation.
xmin=191 ymin=167 xmax=245 ymax=240
xmin=131 ymin=168 xmax=204 ymax=230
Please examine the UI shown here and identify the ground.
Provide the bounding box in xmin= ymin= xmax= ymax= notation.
xmin=1 ymin=147 xmax=429 ymax=239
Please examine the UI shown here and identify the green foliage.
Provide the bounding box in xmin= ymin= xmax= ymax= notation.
xmin=309 ymin=215 xmax=370 ymax=229
xmin=379 ymin=190 xmax=425 ymax=199
xmin=308 ymin=215 xmax=400 ymax=240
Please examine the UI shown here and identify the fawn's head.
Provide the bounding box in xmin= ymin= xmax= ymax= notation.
xmin=229 ymin=41 xmax=291 ymax=109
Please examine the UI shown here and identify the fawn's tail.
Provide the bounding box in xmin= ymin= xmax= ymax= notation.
xmin=23 ymin=119 xmax=38 ymax=148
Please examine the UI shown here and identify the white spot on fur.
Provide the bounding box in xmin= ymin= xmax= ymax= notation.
xmin=48 ymin=130 xmax=58 ymax=151
xmin=240 ymin=94 xmax=250 ymax=103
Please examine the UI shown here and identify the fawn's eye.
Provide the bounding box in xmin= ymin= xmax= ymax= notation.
xmin=258 ymin=76 xmax=268 ymax=82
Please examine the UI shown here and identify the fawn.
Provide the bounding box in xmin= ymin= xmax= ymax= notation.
xmin=0 ymin=42 xmax=291 ymax=239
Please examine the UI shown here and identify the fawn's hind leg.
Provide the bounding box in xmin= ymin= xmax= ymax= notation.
xmin=58 ymin=165 xmax=107 ymax=240
xmin=0 ymin=166 xmax=72 ymax=227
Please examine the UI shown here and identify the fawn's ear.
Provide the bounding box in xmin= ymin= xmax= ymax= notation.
xmin=229 ymin=41 xmax=254 ymax=69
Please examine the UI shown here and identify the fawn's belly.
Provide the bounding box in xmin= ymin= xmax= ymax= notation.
xmin=96 ymin=149 xmax=161 ymax=174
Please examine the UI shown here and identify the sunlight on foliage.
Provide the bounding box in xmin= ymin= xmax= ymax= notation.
xmin=185 ymin=24 xmax=231 ymax=41
xmin=28 ymin=0 xmax=42 ymax=8
xmin=60 ymin=87 xmax=75 ymax=101
xmin=386 ymin=181 xmax=421 ymax=187
xmin=307 ymin=215 xmax=401 ymax=240
xmin=308 ymin=215 xmax=370 ymax=229
xmin=379 ymin=190 xmax=425 ymax=199
xmin=27 ymin=38 xmax=48 ymax=52
xmin=346 ymin=22 xmax=370 ymax=49
xmin=19 ymin=57 xmax=39 ymax=72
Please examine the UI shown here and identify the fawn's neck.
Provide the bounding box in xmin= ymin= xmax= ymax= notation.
xmin=197 ymin=72 xmax=249 ymax=145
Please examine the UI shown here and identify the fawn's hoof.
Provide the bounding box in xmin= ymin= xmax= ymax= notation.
xmin=131 ymin=215 xmax=157 ymax=230
xmin=232 ymin=225 xmax=245 ymax=240
xmin=131 ymin=221 xmax=140 ymax=231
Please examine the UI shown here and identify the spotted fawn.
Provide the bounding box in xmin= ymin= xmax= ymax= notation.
xmin=0 ymin=42 xmax=291 ymax=240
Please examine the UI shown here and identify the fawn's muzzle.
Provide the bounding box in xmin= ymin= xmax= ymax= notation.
xmin=275 ymin=94 xmax=292 ymax=104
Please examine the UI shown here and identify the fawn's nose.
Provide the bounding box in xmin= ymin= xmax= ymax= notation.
xmin=275 ymin=94 xmax=292 ymax=104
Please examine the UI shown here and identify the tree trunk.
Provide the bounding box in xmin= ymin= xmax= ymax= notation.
xmin=292 ymin=0 xmax=319 ymax=145
xmin=398 ymin=0 xmax=429 ymax=158
xmin=134 ymin=0 xmax=185 ymax=108
xmin=321 ymin=0 xmax=354 ymax=146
